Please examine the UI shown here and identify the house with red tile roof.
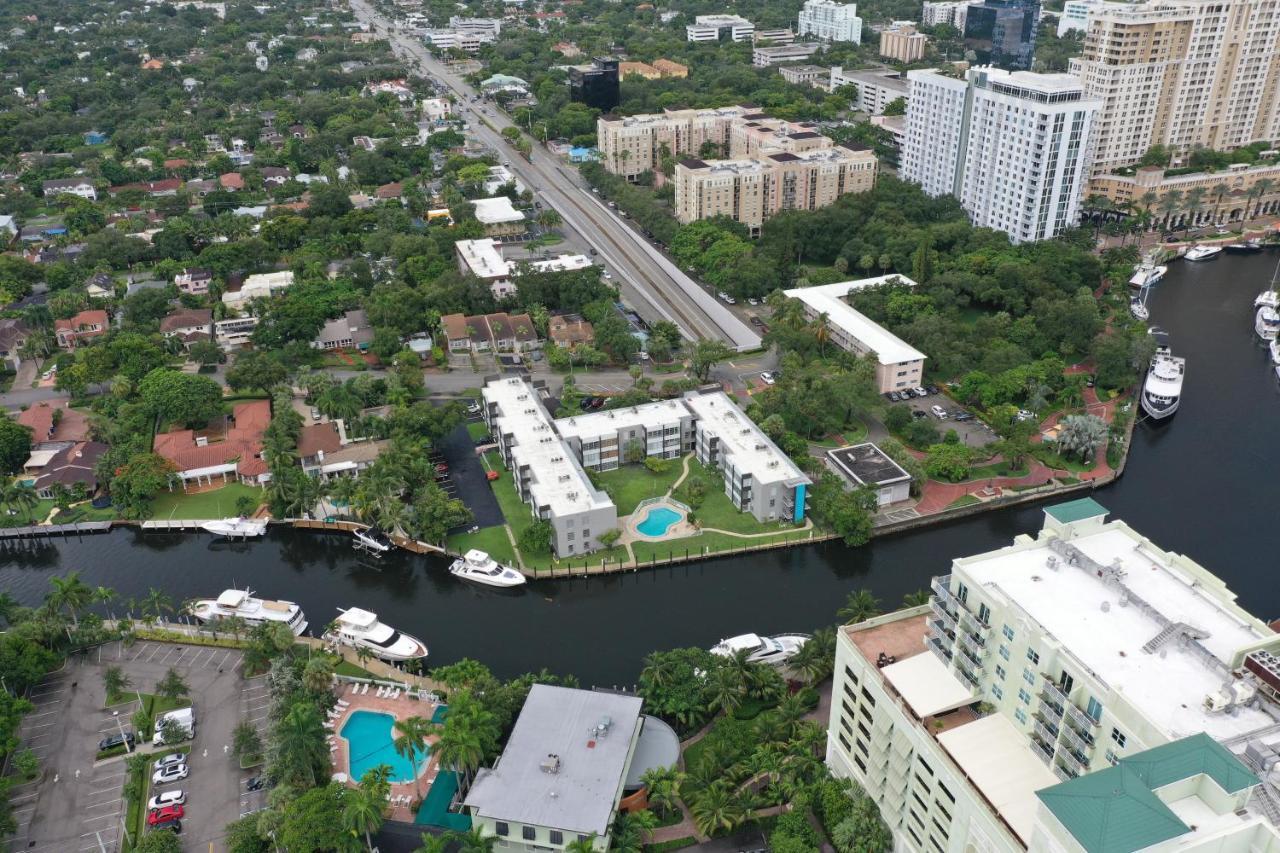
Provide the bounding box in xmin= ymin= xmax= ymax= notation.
xmin=152 ymin=400 xmax=272 ymax=489
xmin=219 ymin=172 xmax=245 ymax=191
xmin=16 ymin=399 xmax=91 ymax=445
xmin=54 ymin=310 xmax=109 ymax=349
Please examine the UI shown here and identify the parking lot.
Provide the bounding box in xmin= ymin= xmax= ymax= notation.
xmin=7 ymin=641 xmax=254 ymax=852
xmin=890 ymin=388 xmax=999 ymax=449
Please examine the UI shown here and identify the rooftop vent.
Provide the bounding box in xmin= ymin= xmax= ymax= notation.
xmin=540 ymin=754 xmax=561 ymax=774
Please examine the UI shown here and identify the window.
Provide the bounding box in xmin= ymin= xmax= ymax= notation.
xmin=854 ymin=753 xmax=867 ymax=772
xmin=1023 ymin=669 xmax=1036 ymax=686
xmin=856 ymin=738 xmax=869 ymax=756
xmin=523 ymin=826 xmax=537 ymax=841
xmin=1002 ymin=624 xmax=1014 ymax=641
xmin=1014 ymin=708 xmax=1027 ymax=724
xmin=917 ymin=756 xmax=933 ymax=775
xmin=978 ymin=603 xmax=991 ymax=625
xmin=861 ymin=686 xmax=876 ymax=706
xmin=844 ymin=665 xmax=859 ymax=685
xmin=1105 ymin=749 xmax=1119 ymax=766
xmin=567 ymin=532 xmax=575 ymax=541
xmin=956 ymin=582 xmax=968 ymax=604
xmin=995 ymin=664 xmax=1007 ymax=681
xmin=938 ymin=781 xmax=955 ymax=803
xmin=550 ymin=831 xmax=563 ymax=844
xmin=839 ymin=733 xmax=852 ymax=752
xmin=1018 ymin=688 xmax=1031 ymax=705
xmin=1027 ymin=648 xmax=1040 ymax=665
xmin=991 ymin=685 xmax=1004 ymax=700
xmin=1111 ymin=728 xmax=1127 ymax=748
xmin=999 ymin=644 xmax=1010 ymax=661
xmin=1086 ymin=696 xmax=1104 ymax=723
xmin=496 ymin=822 xmax=509 ymax=836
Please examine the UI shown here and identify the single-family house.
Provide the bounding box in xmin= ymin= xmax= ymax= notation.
xmin=0 ymin=319 xmax=29 ymax=370
xmin=54 ymin=310 xmax=109 ymax=349
xmin=175 ymin=267 xmax=213 ymax=295
xmin=42 ymin=178 xmax=96 ymax=201
xmin=186 ymin=179 xmax=217 ymax=197
xmin=219 ymin=172 xmax=245 ymax=191
xmin=160 ymin=308 xmax=214 ymax=348
xmin=152 ymin=400 xmax=272 ymax=489
xmin=17 ymin=399 xmax=91 ymax=445
xmin=548 ymin=314 xmax=595 ymax=349
xmin=85 ymin=273 xmax=113 ymax=299
xmin=375 ymin=181 xmax=403 ymax=200
xmin=222 ymin=271 xmax=293 ymax=307
xmin=30 ymin=441 xmax=107 ymax=500
xmin=260 ymin=166 xmax=291 ymax=186
xmin=313 ymin=310 xmax=374 ymax=351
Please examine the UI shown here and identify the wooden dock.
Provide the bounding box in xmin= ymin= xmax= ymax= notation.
xmin=290 ymin=519 xmax=446 ymax=556
xmin=140 ymin=519 xmax=213 ymax=532
xmin=0 ymin=521 xmax=112 ymax=539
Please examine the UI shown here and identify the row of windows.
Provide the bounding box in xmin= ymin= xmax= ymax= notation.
xmin=493 ymin=823 xmax=582 ymax=845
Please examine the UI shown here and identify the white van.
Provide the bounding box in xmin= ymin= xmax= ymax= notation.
xmin=153 ymin=708 xmax=196 ymax=746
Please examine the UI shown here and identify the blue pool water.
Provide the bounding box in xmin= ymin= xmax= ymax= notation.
xmin=341 ymin=710 xmax=428 ymax=783
xmin=636 ymin=506 xmax=682 ymax=537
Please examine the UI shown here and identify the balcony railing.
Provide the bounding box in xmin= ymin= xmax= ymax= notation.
xmin=959 ymin=609 xmax=989 ymax=636
xmin=1038 ymin=690 xmax=1065 ymax=721
xmin=1056 ymin=746 xmax=1087 ymax=778
xmin=1033 ymin=710 xmax=1060 ymax=738
xmin=928 ymin=635 xmax=953 ymax=664
xmin=958 ymin=642 xmax=985 ymax=670
xmin=931 ymin=576 xmax=961 ymax=615
xmin=1059 ymin=721 xmax=1095 ymax=755
xmin=955 ymin=661 xmax=981 ymax=690
xmin=1030 ymin=734 xmax=1055 ymax=766
xmin=1054 ymin=764 xmax=1076 ymax=782
xmin=1033 ymin=720 xmax=1059 ymax=747
xmin=930 ymin=598 xmax=958 ymax=631
xmin=1064 ymin=702 xmax=1100 ymax=733
xmin=958 ymin=630 xmax=987 ymax=658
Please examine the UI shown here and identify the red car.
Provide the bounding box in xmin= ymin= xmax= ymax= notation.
xmin=148 ymin=804 xmax=185 ymax=826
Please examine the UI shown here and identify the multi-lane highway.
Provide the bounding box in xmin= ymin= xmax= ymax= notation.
xmin=348 ymin=0 xmax=762 ymax=350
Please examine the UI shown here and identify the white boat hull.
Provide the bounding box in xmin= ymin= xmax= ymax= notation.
xmin=1140 ymin=393 xmax=1180 ymax=420
xmin=201 ymin=518 xmax=267 ymax=538
xmin=449 ymin=562 xmax=526 ymax=587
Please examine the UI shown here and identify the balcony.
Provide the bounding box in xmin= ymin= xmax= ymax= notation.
xmin=1054 ymin=764 xmax=1077 ymax=782
xmin=931 ymin=576 xmax=961 ymax=614
xmin=1059 ymin=720 xmax=1095 ymax=754
xmin=1064 ymin=702 xmax=1099 ymax=734
xmin=1033 ymin=719 xmax=1059 ymax=746
xmin=959 ymin=610 xmax=990 ymax=637
xmin=955 ymin=660 xmax=981 ymax=690
xmin=957 ymin=642 xmax=985 ymax=670
xmin=1038 ymin=692 xmax=1065 ymax=721
xmin=957 ymin=630 xmax=987 ymax=658
xmin=1041 ymin=676 xmax=1069 ymax=706
xmin=1030 ymin=734 xmax=1055 ymax=766
xmin=1056 ymin=746 xmax=1087 ymax=778
xmin=930 ymin=598 xmax=958 ymax=632
xmin=928 ymin=635 xmax=953 ymax=664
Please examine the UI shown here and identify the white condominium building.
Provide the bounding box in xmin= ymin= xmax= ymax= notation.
xmin=686 ymin=14 xmax=755 ymax=41
xmin=1055 ymin=0 xmax=1105 ymax=36
xmin=830 ymin=68 xmax=909 ymax=115
xmin=798 ymin=0 xmax=863 ymax=42
xmin=1070 ymin=0 xmax=1280 ymax=176
xmin=828 ymin=498 xmax=1280 ymax=853
xmin=921 ymin=0 xmax=980 ymax=30
xmin=902 ymin=66 xmax=1099 ymax=243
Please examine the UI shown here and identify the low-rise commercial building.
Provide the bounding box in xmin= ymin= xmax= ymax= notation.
xmin=470 ymin=196 xmax=527 ymax=236
xmin=1088 ymin=163 xmax=1280 ymax=231
xmin=780 ymin=64 xmax=831 ymax=88
xmin=782 ymin=276 xmax=926 ymax=393
xmin=831 ymin=67 xmax=909 ymax=114
xmin=686 ymin=14 xmax=755 ymax=41
xmin=455 ymin=238 xmax=593 ymax=299
xmin=753 ymin=43 xmax=822 ymax=67
xmin=827 ymin=498 xmax=1280 ymax=853
xmin=753 ymin=28 xmax=797 ymax=45
xmin=798 ymin=0 xmax=864 ymax=42
xmin=880 ymin=23 xmax=929 ymax=62
xmin=826 ymin=442 xmax=912 ymax=505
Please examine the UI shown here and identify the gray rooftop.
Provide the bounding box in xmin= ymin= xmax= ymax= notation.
xmin=463 ymin=685 xmax=643 ymax=836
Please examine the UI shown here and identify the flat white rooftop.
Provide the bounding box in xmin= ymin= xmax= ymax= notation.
xmin=958 ymin=523 xmax=1275 ymax=740
xmin=883 ymin=651 xmax=976 ymax=718
xmin=783 ymin=276 xmax=926 ymax=366
xmin=555 ymin=399 xmax=690 ymax=442
xmin=527 ymin=254 xmax=592 ymax=275
xmin=482 ymin=378 xmax=611 ymax=517
xmin=471 ymin=196 xmax=525 ymax=225
xmin=938 ymin=714 xmax=1061 ymax=845
xmin=456 ymin=238 xmax=507 ymax=278
xmin=682 ymin=391 xmax=809 ymax=488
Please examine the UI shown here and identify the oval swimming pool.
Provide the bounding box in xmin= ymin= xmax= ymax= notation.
xmin=340 ymin=710 xmax=428 ymax=782
xmin=636 ymin=506 xmax=682 ymax=537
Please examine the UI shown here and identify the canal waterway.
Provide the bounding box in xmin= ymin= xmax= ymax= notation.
xmin=2 ymin=253 xmax=1278 ymax=686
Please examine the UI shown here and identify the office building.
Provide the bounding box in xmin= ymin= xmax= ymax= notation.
xmin=880 ymin=22 xmax=929 ymax=62
xmin=780 ymin=64 xmax=831 ymax=88
xmin=455 ymin=238 xmax=592 ymax=299
xmin=831 ymin=67 xmax=909 ymax=114
xmin=673 ymin=146 xmax=878 ymax=234
xmin=798 ymin=0 xmax=863 ymax=42
xmin=753 ymin=28 xmax=797 ymax=45
xmin=752 ymin=43 xmax=822 ymax=67
xmin=685 ymin=14 xmax=754 ymax=42
xmin=481 ymin=377 xmax=616 ymax=558
xmin=683 ymin=391 xmax=811 ymax=524
xmin=781 ymin=276 xmax=926 ymax=393
xmin=825 ymin=442 xmax=913 ymax=506
xmin=555 ymin=400 xmax=695 ymax=472
xmin=569 ymin=57 xmax=619 ymax=111
xmin=1055 ymin=0 xmax=1105 ymax=35
xmin=618 ymin=61 xmax=662 ymax=80
xmin=1070 ymin=0 xmax=1280 ymax=177
xmin=922 ymin=0 xmax=980 ymax=30
xmin=902 ymin=67 xmax=1099 ymax=243
xmin=827 ymin=498 xmax=1280 ymax=853
xmin=964 ymin=0 xmax=1040 ymax=70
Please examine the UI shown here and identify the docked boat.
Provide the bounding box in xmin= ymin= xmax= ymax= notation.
xmin=325 ymin=608 xmax=427 ymax=661
xmin=1140 ymin=347 xmax=1186 ymax=421
xmin=188 ymin=589 xmax=308 ymax=635
xmin=200 ymin=517 xmax=267 ymax=538
xmin=1256 ymin=259 xmax=1280 ymax=310
xmin=353 ymin=526 xmax=392 ymax=553
xmin=1128 ymin=264 xmax=1167 ymax=289
xmin=711 ymin=633 xmax=810 ymax=667
xmin=1184 ymin=245 xmax=1223 ymax=261
xmin=1270 ymin=339 xmax=1280 ymax=365
xmin=1225 ymin=239 xmax=1263 ymax=253
xmin=448 ymin=549 xmax=526 ymax=588
xmin=1256 ymin=306 xmax=1280 ymax=342
xmin=1130 ymin=298 xmax=1149 ymax=321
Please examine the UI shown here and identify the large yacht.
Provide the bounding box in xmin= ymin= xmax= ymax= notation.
xmin=188 ymin=589 xmax=308 ymax=635
xmin=1184 ymin=245 xmax=1223 ymax=262
xmin=448 ymin=549 xmax=526 ymax=588
xmin=1140 ymin=347 xmax=1186 ymax=421
xmin=1256 ymin=258 xmax=1280 ymax=311
xmin=1256 ymin=306 xmax=1280 ymax=342
xmin=711 ymin=633 xmax=810 ymax=667
xmin=201 ymin=517 xmax=267 ymax=538
xmin=325 ymin=608 xmax=427 ymax=662
xmin=1128 ymin=264 xmax=1167 ymax=289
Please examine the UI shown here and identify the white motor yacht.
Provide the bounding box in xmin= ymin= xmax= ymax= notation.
xmin=188 ymin=589 xmax=308 ymax=635
xmin=710 ymin=633 xmax=810 ymax=667
xmin=353 ymin=526 xmax=392 ymax=553
xmin=1128 ymin=264 xmax=1167 ymax=289
xmin=325 ymin=607 xmax=427 ymax=662
xmin=1130 ymin=298 xmax=1150 ymax=321
xmin=1256 ymin=259 xmax=1280 ymax=310
xmin=1184 ymin=245 xmax=1223 ymax=261
xmin=1140 ymin=347 xmax=1186 ymax=421
xmin=448 ymin=549 xmax=526 ymax=588
xmin=201 ymin=517 xmax=267 ymax=538
xmin=1270 ymin=339 xmax=1280 ymax=366
xmin=1256 ymin=306 xmax=1280 ymax=342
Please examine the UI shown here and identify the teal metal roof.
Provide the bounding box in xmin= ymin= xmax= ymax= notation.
xmin=1044 ymin=497 xmax=1109 ymax=524
xmin=1122 ymin=733 xmax=1258 ymax=795
xmin=1037 ymin=735 xmax=1259 ymax=853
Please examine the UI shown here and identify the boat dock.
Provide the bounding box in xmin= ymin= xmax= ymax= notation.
xmin=0 ymin=521 xmax=113 ymax=539
xmin=141 ymin=519 xmax=215 ymax=532
xmin=291 ymin=519 xmax=446 ymax=556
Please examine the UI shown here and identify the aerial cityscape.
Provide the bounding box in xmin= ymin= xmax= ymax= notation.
xmin=0 ymin=0 xmax=1276 ymax=849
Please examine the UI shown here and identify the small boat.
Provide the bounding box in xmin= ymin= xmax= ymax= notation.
xmin=200 ymin=517 xmax=267 ymax=539
xmin=325 ymin=607 xmax=427 ymax=661
xmin=1128 ymin=264 xmax=1167 ymax=288
xmin=711 ymin=633 xmax=810 ymax=667
xmin=1130 ymin=298 xmax=1149 ymax=321
xmin=448 ymin=549 xmax=526 ymax=588
xmin=1225 ymin=239 xmax=1262 ymax=253
xmin=1256 ymin=306 xmax=1280 ymax=342
xmin=188 ymin=588 xmax=308 ymax=635
xmin=1140 ymin=346 xmax=1185 ymax=421
xmin=1184 ymin=245 xmax=1223 ymax=261
xmin=353 ymin=526 xmax=392 ymax=553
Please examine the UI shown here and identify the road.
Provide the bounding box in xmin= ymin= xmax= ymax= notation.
xmin=347 ymin=0 xmax=762 ymax=352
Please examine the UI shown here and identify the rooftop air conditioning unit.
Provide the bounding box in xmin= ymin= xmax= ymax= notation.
xmin=540 ymin=754 xmax=561 ymax=774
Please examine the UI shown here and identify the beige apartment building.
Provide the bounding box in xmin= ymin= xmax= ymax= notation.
xmin=729 ymin=116 xmax=833 ymax=158
xmin=674 ymin=146 xmax=878 ymax=234
xmin=879 ymin=23 xmax=929 ymax=62
xmin=1088 ymin=162 xmax=1280 ymax=230
xmin=1071 ymin=0 xmax=1280 ymax=176
xmin=597 ymin=106 xmax=752 ymax=180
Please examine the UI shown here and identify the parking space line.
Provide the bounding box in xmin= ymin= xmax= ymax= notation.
xmin=79 ymin=812 xmax=120 ymax=824
xmin=144 ymin=644 xmax=163 ymax=662
xmin=83 ymin=799 xmax=121 ymax=813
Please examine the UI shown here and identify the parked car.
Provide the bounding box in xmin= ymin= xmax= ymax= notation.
xmin=1016 ymin=409 xmax=1036 ymax=422
xmin=749 ymin=317 xmax=765 ymax=327
xmin=98 ymin=732 xmax=135 ymax=752
xmin=717 ymin=291 xmax=736 ymax=305
xmin=474 ymin=434 xmax=493 ymax=446
xmin=152 ymin=764 xmax=189 ymax=785
xmin=310 ymin=408 xmax=321 ymax=421
xmin=759 ymin=372 xmax=776 ymax=385
xmin=1085 ymin=375 xmax=1096 ymax=388
xmin=746 ymin=298 xmax=760 ymax=306
xmin=148 ymin=790 xmax=186 ymax=811
xmin=912 ymin=410 xmax=928 ymax=420
xmin=149 ymin=817 xmax=182 ymax=834
xmin=926 ymin=385 xmax=940 ymax=395
xmin=952 ymin=411 xmax=974 ymax=422
xmin=913 ymin=387 xmax=928 ymax=397
xmin=636 ymin=351 xmax=650 ymax=361
xmin=466 ymin=401 xmax=481 ymax=415
xmin=154 ymin=753 xmax=186 ymax=771
xmin=882 ymin=392 xmax=896 ymax=402
xmin=246 ymin=776 xmax=266 ymax=792
xmin=930 ymin=405 xmax=949 ymax=419
xmin=148 ymin=805 xmax=185 ymax=826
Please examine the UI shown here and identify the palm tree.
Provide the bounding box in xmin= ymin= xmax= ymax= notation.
xmin=0 ymin=591 xmax=22 ymax=626
xmin=789 ymin=625 xmax=835 ymax=684
xmin=564 ymin=836 xmax=598 ymax=853
xmin=303 ymin=656 xmax=335 ymax=695
xmin=394 ymin=716 xmax=434 ymax=802
xmin=1184 ymin=186 xmax=1206 ymax=232
xmin=1252 ymin=178 xmax=1275 ymax=219
xmin=706 ymin=665 xmax=747 ymax=716
xmin=103 ymin=665 xmax=131 ymax=701
xmin=640 ymin=765 xmax=683 ymax=818
xmin=5 ymin=483 xmax=38 ymax=522
xmin=902 ymin=589 xmax=930 ymax=607
xmin=222 ymin=615 xmax=249 ymax=642
xmin=142 ymin=587 xmax=174 ymax=623
xmin=446 ymin=827 xmax=497 ymax=853
xmin=329 ymin=475 xmax=358 ymax=515
xmin=414 ymin=833 xmax=453 ymax=853
xmin=837 ymin=588 xmax=882 ymax=624
xmin=275 ymin=702 xmax=329 ymax=788
xmin=317 ymin=384 xmax=362 ymax=424
xmin=343 ymin=785 xmax=385 ymax=851
xmin=47 ymin=572 xmax=94 ymax=628
xmin=434 ymin=724 xmax=487 ymax=794
xmin=812 ymin=311 xmax=830 ymax=357
xmin=1157 ymin=189 xmax=1183 ymax=231
xmin=688 ymin=784 xmax=746 ymax=837
xmin=610 ymin=810 xmax=657 ymax=853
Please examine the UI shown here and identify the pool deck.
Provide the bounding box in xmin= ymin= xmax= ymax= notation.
xmin=328 ymin=684 xmax=446 ymax=822
xmin=619 ymin=500 xmax=698 ymax=546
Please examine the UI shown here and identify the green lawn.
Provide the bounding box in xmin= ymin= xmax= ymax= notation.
xmin=53 ymin=503 xmax=117 ymax=524
xmin=0 ymin=499 xmax=53 ymax=528
xmin=150 ymin=484 xmax=265 ymax=520
xmin=124 ymin=760 xmax=150 ymax=851
xmin=630 ymin=527 xmax=817 ymax=565
xmin=809 ymin=419 xmax=870 ymax=448
xmin=645 ymin=838 xmax=697 ymax=852
xmin=966 ymin=460 xmax=1030 ymax=480
xmin=678 ymin=460 xmax=798 ymax=535
xmin=1031 ymin=445 xmax=1093 ymax=473
xmin=591 ymin=458 xmax=686 ymax=515
xmin=466 ymin=421 xmax=490 ymax=441
xmin=335 ymin=660 xmax=378 ymax=679
xmin=446 ymin=525 xmax=517 ymax=567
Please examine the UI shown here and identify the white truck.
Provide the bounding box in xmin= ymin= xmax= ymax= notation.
xmin=153 ymin=707 xmax=196 ymax=746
